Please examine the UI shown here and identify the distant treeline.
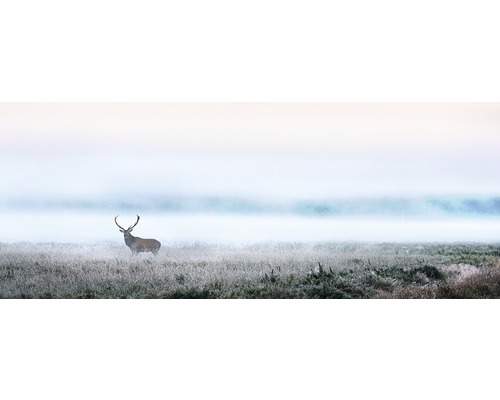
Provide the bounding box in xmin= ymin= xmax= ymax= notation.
xmin=3 ymin=196 xmax=500 ymax=216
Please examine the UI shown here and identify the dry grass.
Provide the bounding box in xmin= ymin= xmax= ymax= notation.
xmin=1 ymin=242 xmax=499 ymax=298
xmin=387 ymin=266 xmax=500 ymax=299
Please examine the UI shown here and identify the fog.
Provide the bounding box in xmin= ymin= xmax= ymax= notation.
xmin=0 ymin=210 xmax=499 ymax=244
xmin=1 ymin=150 xmax=499 ymax=203
xmin=1 ymin=103 xmax=499 ymax=244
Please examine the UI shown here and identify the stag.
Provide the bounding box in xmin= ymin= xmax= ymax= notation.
xmin=114 ymin=215 xmax=161 ymax=255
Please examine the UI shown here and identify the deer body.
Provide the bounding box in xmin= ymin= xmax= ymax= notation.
xmin=115 ymin=215 xmax=161 ymax=255
xmin=124 ymin=232 xmax=161 ymax=255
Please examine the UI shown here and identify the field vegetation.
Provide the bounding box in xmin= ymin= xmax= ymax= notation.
xmin=1 ymin=242 xmax=500 ymax=298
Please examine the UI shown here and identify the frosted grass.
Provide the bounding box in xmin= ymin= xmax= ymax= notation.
xmin=2 ymin=241 xmax=499 ymax=298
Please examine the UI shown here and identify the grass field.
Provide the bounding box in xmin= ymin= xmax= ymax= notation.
xmin=1 ymin=242 xmax=500 ymax=298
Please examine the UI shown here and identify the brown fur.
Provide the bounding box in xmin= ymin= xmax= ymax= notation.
xmin=124 ymin=232 xmax=161 ymax=255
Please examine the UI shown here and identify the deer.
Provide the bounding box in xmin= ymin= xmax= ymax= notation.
xmin=114 ymin=215 xmax=161 ymax=255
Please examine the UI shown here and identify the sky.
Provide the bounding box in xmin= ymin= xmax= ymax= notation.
xmin=1 ymin=102 xmax=500 ymax=154
xmin=1 ymin=102 xmax=499 ymax=201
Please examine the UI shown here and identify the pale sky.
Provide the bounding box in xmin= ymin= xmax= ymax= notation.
xmin=1 ymin=103 xmax=499 ymax=200
xmin=1 ymin=103 xmax=500 ymax=154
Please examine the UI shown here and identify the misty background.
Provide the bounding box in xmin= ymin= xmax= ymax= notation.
xmin=1 ymin=103 xmax=499 ymax=243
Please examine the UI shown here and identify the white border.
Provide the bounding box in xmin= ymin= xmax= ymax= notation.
xmin=1 ymin=0 xmax=499 ymax=101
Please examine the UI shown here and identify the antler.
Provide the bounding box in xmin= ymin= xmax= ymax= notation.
xmin=114 ymin=215 xmax=126 ymax=231
xmin=128 ymin=215 xmax=140 ymax=231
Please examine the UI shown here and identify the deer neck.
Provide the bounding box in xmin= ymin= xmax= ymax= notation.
xmin=124 ymin=233 xmax=137 ymax=247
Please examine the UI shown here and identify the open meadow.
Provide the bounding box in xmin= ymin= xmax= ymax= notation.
xmin=1 ymin=241 xmax=500 ymax=299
